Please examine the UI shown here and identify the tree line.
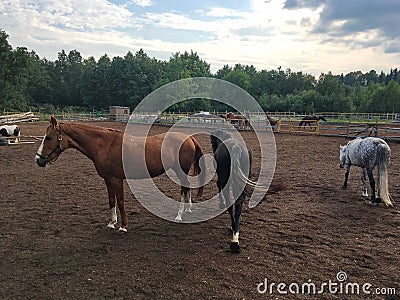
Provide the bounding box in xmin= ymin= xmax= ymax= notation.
xmin=1 ymin=29 xmax=400 ymax=114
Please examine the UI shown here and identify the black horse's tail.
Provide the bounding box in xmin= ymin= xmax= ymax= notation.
xmin=376 ymin=142 xmax=392 ymax=206
xmin=230 ymin=145 xmax=259 ymax=197
xmin=230 ymin=145 xmax=287 ymax=198
xmin=191 ymin=136 xmax=205 ymax=200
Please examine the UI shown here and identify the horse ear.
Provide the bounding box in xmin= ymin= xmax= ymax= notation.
xmin=50 ymin=116 xmax=57 ymax=127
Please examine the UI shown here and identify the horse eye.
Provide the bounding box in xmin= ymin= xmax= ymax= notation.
xmin=45 ymin=135 xmax=53 ymax=141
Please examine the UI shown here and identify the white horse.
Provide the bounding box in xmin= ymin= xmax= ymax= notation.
xmin=339 ymin=137 xmax=392 ymax=206
xmin=0 ymin=125 xmax=20 ymax=143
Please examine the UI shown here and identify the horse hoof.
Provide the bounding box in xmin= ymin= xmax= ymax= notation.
xmin=106 ymin=223 xmax=116 ymax=229
xmin=230 ymin=242 xmax=240 ymax=253
xmin=184 ymin=208 xmax=192 ymax=214
xmin=118 ymin=227 xmax=127 ymax=233
xmin=174 ymin=216 xmax=182 ymax=222
xmin=374 ymin=198 xmax=382 ymax=203
xmin=341 ymin=185 xmax=347 ymax=190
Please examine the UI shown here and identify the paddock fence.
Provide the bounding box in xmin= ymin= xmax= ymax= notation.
xmin=2 ymin=110 xmax=400 ymax=142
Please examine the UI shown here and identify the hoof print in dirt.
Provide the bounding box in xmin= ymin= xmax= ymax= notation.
xmin=230 ymin=242 xmax=240 ymax=254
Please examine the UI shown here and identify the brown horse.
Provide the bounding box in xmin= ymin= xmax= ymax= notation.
xmin=35 ymin=116 xmax=205 ymax=231
xmin=266 ymin=114 xmax=279 ymax=126
xmin=298 ymin=115 xmax=327 ymax=128
xmin=226 ymin=112 xmax=250 ymax=130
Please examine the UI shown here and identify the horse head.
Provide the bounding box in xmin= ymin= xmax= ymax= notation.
xmin=319 ymin=116 xmax=327 ymax=122
xmin=35 ymin=116 xmax=68 ymax=167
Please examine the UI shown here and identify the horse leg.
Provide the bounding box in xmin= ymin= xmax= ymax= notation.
xmin=174 ymin=163 xmax=191 ymax=221
xmin=342 ymin=166 xmax=350 ymax=189
xmin=114 ymin=178 xmax=128 ymax=232
xmin=217 ymin=175 xmax=229 ymax=209
xmin=230 ymin=196 xmax=244 ymax=254
xmin=366 ymin=168 xmax=380 ymax=205
xmin=185 ymin=190 xmax=192 ymax=213
xmin=361 ymin=168 xmax=368 ymax=197
xmin=175 ymin=187 xmax=189 ymax=222
xmin=227 ymin=205 xmax=235 ymax=231
xmin=105 ymin=178 xmax=117 ymax=229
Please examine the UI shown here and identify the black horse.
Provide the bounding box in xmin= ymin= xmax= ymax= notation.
xmin=298 ymin=115 xmax=327 ymax=128
xmin=210 ymin=129 xmax=256 ymax=253
xmin=210 ymin=129 xmax=287 ymax=253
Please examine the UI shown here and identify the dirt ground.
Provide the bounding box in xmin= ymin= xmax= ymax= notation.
xmin=0 ymin=121 xmax=399 ymax=300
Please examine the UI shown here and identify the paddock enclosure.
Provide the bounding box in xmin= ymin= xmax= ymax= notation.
xmin=1 ymin=121 xmax=399 ymax=299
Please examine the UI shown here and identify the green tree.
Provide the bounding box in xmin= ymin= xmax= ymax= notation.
xmin=368 ymin=80 xmax=400 ymax=112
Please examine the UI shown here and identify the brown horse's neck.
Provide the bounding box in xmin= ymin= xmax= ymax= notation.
xmin=61 ymin=123 xmax=122 ymax=162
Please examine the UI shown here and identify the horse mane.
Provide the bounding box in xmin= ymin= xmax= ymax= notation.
xmin=60 ymin=122 xmax=124 ymax=135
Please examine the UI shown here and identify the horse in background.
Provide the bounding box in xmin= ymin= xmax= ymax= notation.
xmin=0 ymin=124 xmax=20 ymax=142
xmin=299 ymin=115 xmax=327 ymax=128
xmin=225 ymin=112 xmax=250 ymax=130
xmin=339 ymin=137 xmax=393 ymax=206
xmin=36 ymin=116 xmax=206 ymax=231
xmin=266 ymin=114 xmax=279 ymax=126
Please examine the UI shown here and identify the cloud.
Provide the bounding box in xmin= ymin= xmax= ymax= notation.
xmin=282 ymin=0 xmax=400 ymax=55
xmin=129 ymin=0 xmax=152 ymax=7
xmin=0 ymin=0 xmax=398 ymax=76
xmin=231 ymin=24 xmax=275 ymax=37
xmin=384 ymin=41 xmax=400 ymax=54
xmin=284 ymin=0 xmax=400 ymax=40
xmin=0 ymin=0 xmax=135 ymax=33
xmin=204 ymin=7 xmax=247 ymax=18
xmin=283 ymin=0 xmax=324 ymax=9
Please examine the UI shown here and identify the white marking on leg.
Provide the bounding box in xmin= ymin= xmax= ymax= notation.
xmin=118 ymin=227 xmax=127 ymax=232
xmin=15 ymin=131 xmax=20 ymax=143
xmin=185 ymin=191 xmax=192 ymax=213
xmin=175 ymin=194 xmax=185 ymax=222
xmin=232 ymin=232 xmax=239 ymax=244
xmin=107 ymin=207 xmax=117 ymax=228
xmin=35 ymin=135 xmax=46 ymax=161
xmin=362 ymin=190 xmax=368 ymax=197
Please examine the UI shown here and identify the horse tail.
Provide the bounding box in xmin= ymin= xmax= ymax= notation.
xmin=230 ymin=146 xmax=287 ymax=198
xmin=376 ymin=142 xmax=392 ymax=206
xmin=191 ymin=136 xmax=205 ymax=200
xmin=230 ymin=145 xmax=258 ymax=197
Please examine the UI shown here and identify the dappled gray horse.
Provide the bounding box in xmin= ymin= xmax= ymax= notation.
xmin=339 ymin=137 xmax=392 ymax=206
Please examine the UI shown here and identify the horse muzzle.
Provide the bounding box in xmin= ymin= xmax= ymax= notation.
xmin=35 ymin=153 xmax=49 ymax=167
xmin=36 ymin=157 xmax=48 ymax=167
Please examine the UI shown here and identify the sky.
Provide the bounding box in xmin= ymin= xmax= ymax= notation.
xmin=1 ymin=0 xmax=399 ymax=76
